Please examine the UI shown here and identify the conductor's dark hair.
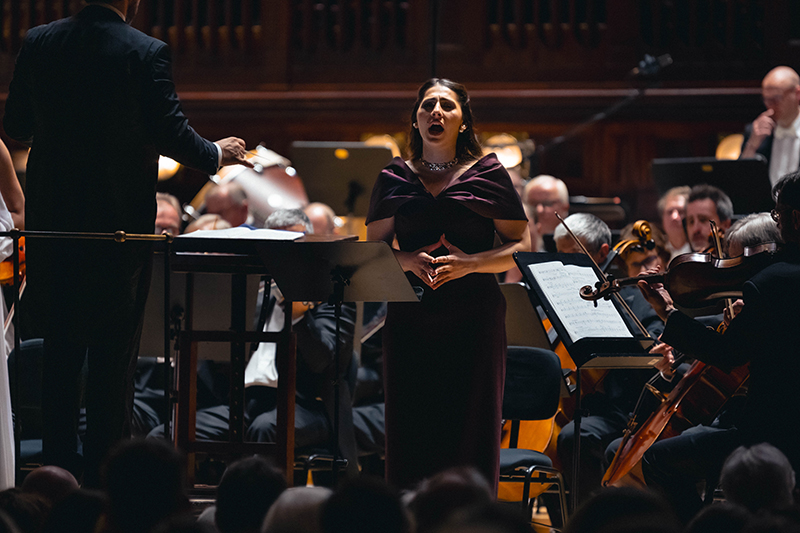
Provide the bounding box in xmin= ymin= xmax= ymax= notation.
xmin=407 ymin=78 xmax=483 ymax=164
xmin=774 ymin=169 xmax=800 ymax=210
xmin=688 ymin=184 xmax=734 ymax=223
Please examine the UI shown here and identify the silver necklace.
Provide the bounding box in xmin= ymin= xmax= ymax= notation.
xmin=421 ymin=157 xmax=458 ymax=172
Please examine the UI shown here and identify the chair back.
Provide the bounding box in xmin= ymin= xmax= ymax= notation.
xmin=502 ymin=346 xmax=561 ymax=421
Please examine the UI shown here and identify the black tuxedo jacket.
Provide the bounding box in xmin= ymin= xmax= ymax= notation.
xmin=4 ymin=5 xmax=219 ymax=340
xmin=4 ymin=4 xmax=218 ymax=234
xmin=741 ymin=122 xmax=773 ymax=162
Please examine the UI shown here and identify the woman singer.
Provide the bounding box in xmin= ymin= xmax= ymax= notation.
xmin=366 ymin=78 xmax=530 ymax=491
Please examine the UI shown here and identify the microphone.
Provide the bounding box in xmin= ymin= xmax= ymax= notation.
xmin=629 ymin=54 xmax=673 ymax=78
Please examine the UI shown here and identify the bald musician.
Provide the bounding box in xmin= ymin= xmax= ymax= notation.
xmin=638 ymin=172 xmax=800 ymax=523
xmin=741 ymin=66 xmax=800 ymax=186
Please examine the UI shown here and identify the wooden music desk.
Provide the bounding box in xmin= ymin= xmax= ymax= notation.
xmin=166 ymin=232 xmax=356 ymax=484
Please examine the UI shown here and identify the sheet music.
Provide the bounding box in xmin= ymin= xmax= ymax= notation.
xmin=528 ymin=261 xmax=632 ymax=342
xmin=177 ymin=227 xmax=302 ymax=240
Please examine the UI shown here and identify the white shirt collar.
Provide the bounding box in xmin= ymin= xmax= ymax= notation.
xmin=774 ymin=111 xmax=800 ymax=140
xmin=91 ymin=2 xmax=126 ymax=21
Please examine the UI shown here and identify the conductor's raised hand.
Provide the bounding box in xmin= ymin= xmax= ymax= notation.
xmin=429 ymin=235 xmax=475 ymax=290
xmin=397 ymin=240 xmax=441 ymax=289
xmin=637 ymin=267 xmax=675 ymax=322
xmin=216 ymin=137 xmax=255 ymax=168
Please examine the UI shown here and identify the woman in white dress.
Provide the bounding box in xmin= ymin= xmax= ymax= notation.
xmin=0 ymin=140 xmax=25 ymax=489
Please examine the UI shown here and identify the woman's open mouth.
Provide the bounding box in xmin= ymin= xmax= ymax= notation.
xmin=428 ymin=124 xmax=444 ymax=135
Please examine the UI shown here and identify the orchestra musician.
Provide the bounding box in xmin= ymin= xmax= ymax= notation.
xmin=155 ymin=193 xmax=183 ymax=236
xmin=204 ymin=182 xmax=253 ymax=228
xmin=615 ymin=222 xmax=671 ymax=278
xmin=3 ymin=0 xmax=252 ymax=485
xmin=602 ymin=211 xmax=782 ymax=488
xmin=552 ymin=214 xmax=665 ymax=503
xmin=656 ymin=186 xmax=691 ymax=260
xmin=638 ymin=172 xmax=800 ymax=524
xmin=523 ymin=175 xmax=570 ymax=253
xmin=685 ymin=185 xmax=733 ymax=253
xmin=366 ymin=78 xmax=529 ymax=491
xmin=740 ymin=66 xmax=800 ymax=187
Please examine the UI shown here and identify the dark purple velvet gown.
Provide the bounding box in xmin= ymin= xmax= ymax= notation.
xmin=366 ymin=154 xmax=527 ymax=490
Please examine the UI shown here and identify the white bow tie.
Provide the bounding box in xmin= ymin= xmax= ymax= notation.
xmin=774 ymin=125 xmax=797 ymax=140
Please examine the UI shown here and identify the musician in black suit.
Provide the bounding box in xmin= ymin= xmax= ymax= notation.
xmin=639 ymin=172 xmax=800 ymax=523
xmin=3 ymin=0 xmax=251 ymax=485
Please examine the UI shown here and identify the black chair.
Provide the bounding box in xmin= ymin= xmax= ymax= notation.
xmin=499 ymin=346 xmax=568 ymax=529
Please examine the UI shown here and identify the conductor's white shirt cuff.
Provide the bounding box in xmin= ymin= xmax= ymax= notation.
xmin=214 ymin=142 xmax=222 ymax=170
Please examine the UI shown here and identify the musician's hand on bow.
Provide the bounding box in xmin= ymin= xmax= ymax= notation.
xmin=723 ymin=298 xmax=745 ymax=327
xmin=397 ymin=240 xmax=441 ymax=289
xmin=637 ymin=267 xmax=676 ymax=322
xmin=650 ymin=339 xmax=676 ymax=379
xmin=430 ymin=235 xmax=475 ymax=290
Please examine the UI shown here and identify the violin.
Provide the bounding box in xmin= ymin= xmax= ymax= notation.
xmin=0 ymin=235 xmax=24 ymax=285
xmin=580 ymin=242 xmax=780 ymax=309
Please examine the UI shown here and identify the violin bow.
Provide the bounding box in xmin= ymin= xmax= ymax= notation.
xmin=554 ymin=212 xmax=651 ymax=338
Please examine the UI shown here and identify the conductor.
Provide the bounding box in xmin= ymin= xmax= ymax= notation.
xmin=4 ymin=0 xmax=252 ymax=486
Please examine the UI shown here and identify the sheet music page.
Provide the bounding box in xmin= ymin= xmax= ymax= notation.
xmin=177 ymin=227 xmax=302 ymax=240
xmin=528 ymin=261 xmax=632 ymax=342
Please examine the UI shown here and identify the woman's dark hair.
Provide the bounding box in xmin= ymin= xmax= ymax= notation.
xmin=407 ymin=78 xmax=483 ymax=164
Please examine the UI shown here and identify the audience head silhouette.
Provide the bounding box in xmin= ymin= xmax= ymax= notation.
xmin=563 ymin=487 xmax=681 ymax=533
xmin=320 ymin=477 xmax=408 ymax=533
xmin=101 ymin=438 xmax=189 ymax=533
xmin=407 ymin=466 xmax=493 ymax=533
xmin=21 ymin=466 xmax=79 ymax=506
xmin=215 ymin=456 xmax=287 ymax=533
xmin=261 ymin=486 xmax=332 ymax=533
xmin=685 ymin=501 xmax=751 ymax=533
xmin=720 ymin=443 xmax=796 ymax=514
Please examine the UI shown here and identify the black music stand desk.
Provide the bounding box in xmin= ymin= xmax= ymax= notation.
xmin=168 ymin=229 xmax=309 ymax=482
xmin=515 ymin=251 xmax=657 ymax=511
xmin=259 ymin=239 xmax=418 ymax=480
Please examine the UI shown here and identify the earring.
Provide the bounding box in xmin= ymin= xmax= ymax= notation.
xmin=459 ymin=125 xmax=466 ymax=132
xmin=413 ymin=122 xmax=418 ymax=129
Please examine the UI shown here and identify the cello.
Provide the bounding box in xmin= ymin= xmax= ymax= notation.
xmin=599 ymin=232 xmax=778 ymax=487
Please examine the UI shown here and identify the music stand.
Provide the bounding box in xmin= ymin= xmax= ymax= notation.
xmin=258 ymin=240 xmax=418 ymax=482
xmin=651 ymin=156 xmax=772 ymax=215
xmin=515 ymin=251 xmax=657 ymax=511
xmin=289 ymin=142 xmax=394 ymax=216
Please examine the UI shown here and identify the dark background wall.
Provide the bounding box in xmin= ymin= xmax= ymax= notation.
xmin=1 ymin=0 xmax=797 ymax=220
